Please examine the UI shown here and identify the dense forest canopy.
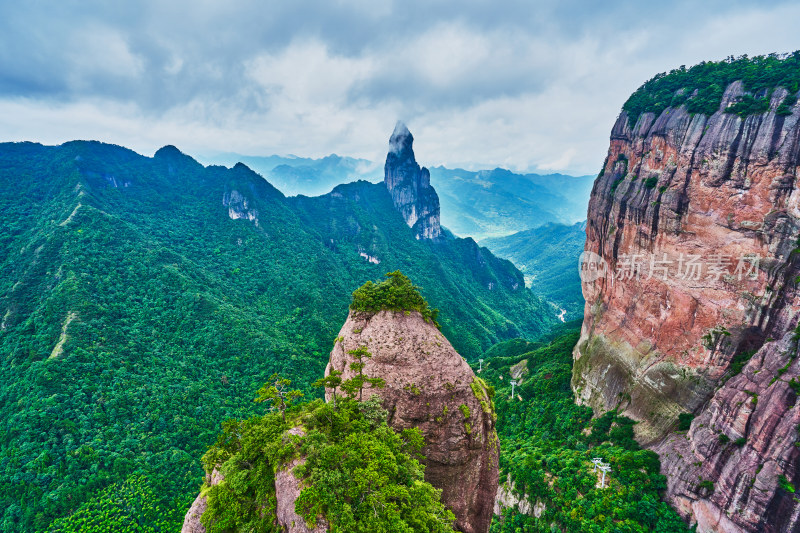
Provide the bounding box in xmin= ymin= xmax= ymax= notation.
xmin=623 ymin=51 xmax=800 ymax=126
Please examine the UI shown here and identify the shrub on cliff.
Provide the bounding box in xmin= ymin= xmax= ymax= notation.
xmin=350 ymin=271 xmax=440 ymax=327
xmin=201 ymin=396 xmax=455 ymax=533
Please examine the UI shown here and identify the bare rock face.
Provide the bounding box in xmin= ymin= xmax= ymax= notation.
xmin=384 ymin=122 xmax=442 ymax=240
xmin=574 ymin=79 xmax=800 ymax=530
xmin=325 ymin=309 xmax=499 ymax=533
xmin=275 ymin=458 xmax=328 ymax=533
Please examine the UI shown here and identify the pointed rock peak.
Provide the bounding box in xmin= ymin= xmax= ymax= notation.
xmin=383 ymin=122 xmax=441 ymax=240
xmin=389 ymin=121 xmax=413 ymax=155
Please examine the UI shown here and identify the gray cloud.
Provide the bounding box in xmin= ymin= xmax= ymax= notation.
xmin=0 ymin=0 xmax=798 ymax=174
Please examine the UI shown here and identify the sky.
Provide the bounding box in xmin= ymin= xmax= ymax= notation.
xmin=0 ymin=1 xmax=798 ymax=176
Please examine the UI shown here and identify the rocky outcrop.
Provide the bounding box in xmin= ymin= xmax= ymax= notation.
xmin=324 ymin=309 xmax=499 ymax=533
xmin=274 ymin=457 xmax=327 ymax=533
xmin=180 ymin=431 xmax=327 ymax=533
xmin=384 ymin=122 xmax=442 ymax=240
xmin=574 ymin=78 xmax=800 ymax=531
xmin=181 ymin=468 xmax=223 ymax=533
xmin=223 ymin=188 xmax=259 ymax=225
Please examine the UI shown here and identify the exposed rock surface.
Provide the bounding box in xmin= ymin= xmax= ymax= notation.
xmin=574 ymin=80 xmax=800 ymax=530
xmin=325 ymin=309 xmax=499 ymax=533
xmin=275 ymin=427 xmax=328 ymax=533
xmin=384 ymin=122 xmax=442 ymax=240
xmin=181 ymin=469 xmax=223 ymax=533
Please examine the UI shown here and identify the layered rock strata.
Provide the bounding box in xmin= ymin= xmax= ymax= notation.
xmin=573 ymin=79 xmax=800 ymax=531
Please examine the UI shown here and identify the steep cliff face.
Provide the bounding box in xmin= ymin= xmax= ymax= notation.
xmin=325 ymin=309 xmax=499 ymax=533
xmin=384 ymin=122 xmax=442 ymax=240
xmin=574 ymin=77 xmax=800 ymax=531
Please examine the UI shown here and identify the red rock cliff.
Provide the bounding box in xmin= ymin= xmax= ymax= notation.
xmin=574 ymin=80 xmax=800 ymax=531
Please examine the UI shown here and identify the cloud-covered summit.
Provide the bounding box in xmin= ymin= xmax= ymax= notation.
xmin=0 ymin=0 xmax=798 ymax=174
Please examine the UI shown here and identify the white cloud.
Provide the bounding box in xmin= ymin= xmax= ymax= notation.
xmin=0 ymin=1 xmax=798 ymax=175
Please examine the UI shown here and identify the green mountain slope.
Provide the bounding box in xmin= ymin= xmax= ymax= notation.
xmin=0 ymin=140 xmax=553 ymax=532
xmin=481 ymin=222 xmax=586 ymax=320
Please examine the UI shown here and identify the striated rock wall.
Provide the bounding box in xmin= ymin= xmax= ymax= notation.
xmin=384 ymin=122 xmax=442 ymax=240
xmin=325 ymin=310 xmax=499 ymax=533
xmin=574 ymin=80 xmax=800 ymax=530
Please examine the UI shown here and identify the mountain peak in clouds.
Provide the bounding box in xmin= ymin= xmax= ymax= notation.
xmin=389 ymin=121 xmax=412 ymax=155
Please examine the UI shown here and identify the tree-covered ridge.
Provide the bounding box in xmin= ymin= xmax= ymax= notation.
xmin=623 ymin=51 xmax=800 ymax=127
xmin=201 ymin=396 xmax=456 ymax=533
xmin=350 ymin=271 xmax=440 ymax=327
xmin=479 ymin=330 xmax=690 ymax=532
xmin=0 ymin=141 xmax=553 ymax=532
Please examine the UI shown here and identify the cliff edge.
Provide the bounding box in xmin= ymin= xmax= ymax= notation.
xmin=574 ymin=56 xmax=800 ymax=532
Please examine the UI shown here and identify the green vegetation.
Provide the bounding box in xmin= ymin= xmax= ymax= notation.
xmin=339 ymin=346 xmax=385 ymax=401
xmin=623 ymin=52 xmax=800 ymax=126
xmin=677 ymin=413 xmax=695 ymax=431
xmin=697 ymin=479 xmax=715 ymax=493
xmin=478 ymin=331 xmax=690 ymax=533
xmin=0 ymin=141 xmax=554 ymax=532
xmin=350 ymin=271 xmax=439 ymax=327
xmin=778 ymin=474 xmax=796 ymax=494
xmin=201 ymin=395 xmax=455 ymax=533
xmin=47 ymin=476 xmax=185 ymax=533
xmin=727 ymin=350 xmax=757 ymax=381
xmin=481 ymin=223 xmax=587 ymax=320
xmin=255 ymin=374 xmax=305 ymax=422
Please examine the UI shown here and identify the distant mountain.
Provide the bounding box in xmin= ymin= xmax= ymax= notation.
xmin=429 ymin=167 xmax=594 ymax=240
xmin=199 ymin=153 xmax=594 ymax=241
xmin=481 ymin=221 xmax=587 ymax=320
xmin=200 ymin=152 xmax=381 ymax=196
xmin=0 ymin=134 xmax=554 ymax=531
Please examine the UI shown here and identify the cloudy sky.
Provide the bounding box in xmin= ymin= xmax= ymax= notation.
xmin=1 ymin=1 xmax=798 ymax=175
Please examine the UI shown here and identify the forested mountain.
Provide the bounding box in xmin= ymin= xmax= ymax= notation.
xmin=481 ymin=222 xmax=586 ymax=320
xmin=0 ymin=139 xmax=553 ymax=532
xmin=201 ymin=152 xmax=594 ymax=241
xmin=480 ymin=326 xmax=690 ymax=532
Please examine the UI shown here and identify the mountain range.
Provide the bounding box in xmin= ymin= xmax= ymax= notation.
xmin=201 ymin=153 xmax=593 ymax=241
